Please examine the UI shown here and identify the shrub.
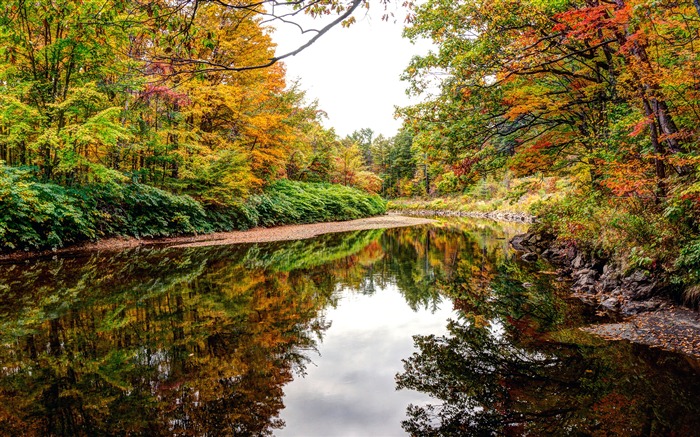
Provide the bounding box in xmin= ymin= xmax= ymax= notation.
xmin=0 ymin=167 xmax=95 ymax=250
xmin=436 ymin=171 xmax=460 ymax=195
xmin=250 ymin=180 xmax=386 ymax=227
xmin=0 ymin=171 xmax=386 ymax=253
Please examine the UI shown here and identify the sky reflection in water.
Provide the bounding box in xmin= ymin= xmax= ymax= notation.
xmin=278 ymin=286 xmax=454 ymax=437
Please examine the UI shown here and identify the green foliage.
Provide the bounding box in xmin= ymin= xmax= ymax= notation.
xmin=250 ymin=180 xmax=386 ymax=227
xmin=674 ymin=239 xmax=700 ymax=290
xmin=379 ymin=129 xmax=419 ymax=197
xmin=389 ymin=174 xmax=565 ymax=214
xmin=532 ymin=189 xmax=691 ymax=274
xmin=0 ymin=170 xmax=385 ymax=253
xmin=85 ymin=183 xmax=212 ymax=238
xmin=243 ymin=229 xmax=384 ymax=271
xmin=0 ymin=167 xmax=94 ymax=250
xmin=435 ymin=171 xmax=460 ymax=195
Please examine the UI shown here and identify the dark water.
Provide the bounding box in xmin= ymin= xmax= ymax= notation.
xmin=1 ymin=219 xmax=699 ymax=436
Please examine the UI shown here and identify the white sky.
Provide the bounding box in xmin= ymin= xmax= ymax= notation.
xmin=271 ymin=4 xmax=431 ymax=139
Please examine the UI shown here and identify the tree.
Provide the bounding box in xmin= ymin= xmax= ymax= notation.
xmin=347 ymin=128 xmax=375 ymax=167
xmin=0 ymin=0 xmax=137 ymax=183
xmin=334 ymin=139 xmax=365 ymax=186
xmin=399 ymin=0 xmax=700 ymax=199
xmin=0 ymin=0 xmax=331 ymax=204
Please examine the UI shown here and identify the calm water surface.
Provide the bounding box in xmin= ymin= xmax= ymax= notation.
xmin=1 ymin=218 xmax=699 ymax=436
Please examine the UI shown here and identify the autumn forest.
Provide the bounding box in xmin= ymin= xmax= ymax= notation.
xmin=3 ymin=1 xmax=700 ymax=434
xmin=3 ymin=1 xmax=700 ymax=296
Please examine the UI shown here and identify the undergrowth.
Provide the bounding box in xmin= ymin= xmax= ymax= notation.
xmin=531 ymin=186 xmax=700 ymax=305
xmin=388 ymin=175 xmax=569 ymax=214
xmin=0 ymin=166 xmax=386 ymax=253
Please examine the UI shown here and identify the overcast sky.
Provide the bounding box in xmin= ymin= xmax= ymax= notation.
xmin=271 ymin=4 xmax=431 ymax=139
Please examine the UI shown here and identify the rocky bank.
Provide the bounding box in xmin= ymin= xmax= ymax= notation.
xmin=511 ymin=231 xmax=700 ymax=358
xmin=511 ymin=231 xmax=667 ymax=315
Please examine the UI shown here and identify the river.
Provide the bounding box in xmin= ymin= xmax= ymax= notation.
xmin=0 ymin=218 xmax=698 ymax=435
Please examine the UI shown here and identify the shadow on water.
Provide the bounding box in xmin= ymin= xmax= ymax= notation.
xmin=0 ymin=218 xmax=698 ymax=435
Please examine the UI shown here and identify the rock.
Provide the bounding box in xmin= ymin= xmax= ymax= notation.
xmin=576 ymin=281 xmax=596 ymax=292
xmin=510 ymin=231 xmax=668 ymax=319
xmin=510 ymin=234 xmax=528 ymax=251
xmin=601 ymin=297 xmax=619 ymax=311
xmin=521 ymin=252 xmax=538 ymax=262
xmin=621 ymin=299 xmax=662 ymax=316
xmin=599 ymin=272 xmax=621 ymax=292
xmin=632 ymin=283 xmax=657 ymax=300
xmin=572 ymin=253 xmax=586 ymax=269
xmin=626 ymin=270 xmax=649 ymax=284
xmin=574 ymin=276 xmax=597 ymax=288
xmin=575 ymin=268 xmax=596 ymax=276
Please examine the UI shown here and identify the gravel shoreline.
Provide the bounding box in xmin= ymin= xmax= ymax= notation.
xmin=170 ymin=215 xmax=435 ymax=249
xmin=0 ymin=215 xmax=434 ymax=261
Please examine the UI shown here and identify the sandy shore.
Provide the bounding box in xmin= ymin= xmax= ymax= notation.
xmin=171 ymin=215 xmax=434 ymax=248
xmin=0 ymin=215 xmax=434 ymax=261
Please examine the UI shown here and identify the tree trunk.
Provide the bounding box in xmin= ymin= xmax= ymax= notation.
xmin=613 ymin=0 xmax=684 ymax=160
xmin=642 ymin=96 xmax=666 ymax=199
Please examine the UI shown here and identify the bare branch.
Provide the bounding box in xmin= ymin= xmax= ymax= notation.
xmin=157 ymin=0 xmax=366 ymax=73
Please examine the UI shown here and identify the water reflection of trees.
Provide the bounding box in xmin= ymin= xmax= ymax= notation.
xmin=0 ymin=220 xmax=523 ymax=435
xmin=9 ymin=219 xmax=697 ymax=436
xmin=397 ymin=259 xmax=700 ymax=436
xmin=0 ymin=230 xmax=387 ymax=436
xmin=366 ymin=219 xmax=521 ymax=312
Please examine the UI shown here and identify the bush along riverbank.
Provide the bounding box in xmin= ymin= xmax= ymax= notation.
xmin=0 ymin=169 xmax=386 ymax=254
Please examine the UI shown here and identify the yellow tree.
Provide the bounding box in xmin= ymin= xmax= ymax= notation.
xmin=150 ymin=3 xmax=320 ymax=202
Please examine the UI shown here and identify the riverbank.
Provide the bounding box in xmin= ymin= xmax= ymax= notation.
xmin=386 ymin=177 xmax=565 ymax=217
xmin=511 ymin=230 xmax=700 ymax=358
xmin=0 ymin=178 xmax=386 ymax=256
xmin=387 ymin=209 xmax=535 ymax=223
xmin=0 ymin=215 xmax=434 ymax=262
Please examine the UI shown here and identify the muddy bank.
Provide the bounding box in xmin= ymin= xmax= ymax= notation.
xmin=0 ymin=215 xmax=434 ymax=262
xmin=511 ymin=231 xmax=700 ymax=358
xmin=388 ymin=209 xmax=535 ymax=223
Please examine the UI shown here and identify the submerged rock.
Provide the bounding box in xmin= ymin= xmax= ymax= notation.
xmin=584 ymin=304 xmax=700 ymax=358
